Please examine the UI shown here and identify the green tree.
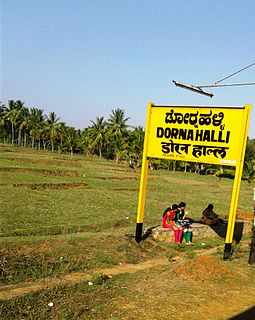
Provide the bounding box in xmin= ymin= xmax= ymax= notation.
xmin=245 ymin=138 xmax=255 ymax=162
xmin=107 ymin=108 xmax=130 ymax=137
xmin=80 ymin=128 xmax=91 ymax=157
xmin=87 ymin=116 xmax=107 ymax=157
xmin=106 ymin=108 xmax=130 ymax=163
xmin=129 ymin=126 xmax=144 ymax=166
xmin=0 ymin=102 xmax=8 ymax=142
xmin=28 ymin=108 xmax=45 ymax=149
xmin=57 ymin=122 xmax=67 ymax=150
xmin=109 ymin=137 xmax=129 ymax=163
xmin=6 ymin=100 xmax=24 ymax=145
xmin=243 ymin=138 xmax=255 ymax=182
xmin=17 ymin=106 xmax=30 ymax=146
xmin=64 ymin=127 xmax=79 ymax=156
xmin=0 ymin=102 xmax=7 ymax=126
xmin=45 ymin=112 xmax=60 ymax=152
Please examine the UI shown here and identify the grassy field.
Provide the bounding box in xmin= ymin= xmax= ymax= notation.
xmin=0 ymin=146 xmax=255 ymax=319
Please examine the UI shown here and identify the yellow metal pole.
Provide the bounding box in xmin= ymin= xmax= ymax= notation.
xmin=224 ymin=104 xmax=252 ymax=258
xmin=135 ymin=103 xmax=153 ymax=242
xmin=248 ymin=188 xmax=255 ymax=264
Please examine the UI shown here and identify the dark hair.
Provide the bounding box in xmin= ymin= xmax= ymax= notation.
xmin=162 ymin=204 xmax=178 ymax=218
xmin=208 ymin=204 xmax=214 ymax=210
xmin=179 ymin=202 xmax=186 ymax=208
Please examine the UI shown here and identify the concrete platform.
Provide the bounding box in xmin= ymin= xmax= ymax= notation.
xmin=151 ymin=220 xmax=253 ymax=243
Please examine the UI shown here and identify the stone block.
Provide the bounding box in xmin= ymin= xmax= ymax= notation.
xmin=151 ymin=220 xmax=253 ymax=243
xmin=152 ymin=227 xmax=174 ymax=243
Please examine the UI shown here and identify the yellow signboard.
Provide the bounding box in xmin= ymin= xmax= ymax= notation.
xmin=136 ymin=103 xmax=251 ymax=259
xmin=147 ymin=105 xmax=249 ymax=166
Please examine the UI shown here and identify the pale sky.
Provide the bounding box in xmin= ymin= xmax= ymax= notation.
xmin=1 ymin=0 xmax=255 ymax=137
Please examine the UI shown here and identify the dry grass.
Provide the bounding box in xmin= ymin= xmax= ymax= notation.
xmin=1 ymin=147 xmax=255 ymax=319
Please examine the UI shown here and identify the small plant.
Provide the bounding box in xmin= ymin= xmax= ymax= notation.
xmin=91 ymin=272 xmax=111 ymax=285
xmin=166 ymin=251 xmax=178 ymax=261
xmin=223 ymin=247 xmax=234 ymax=261
xmin=183 ymin=250 xmax=197 ymax=260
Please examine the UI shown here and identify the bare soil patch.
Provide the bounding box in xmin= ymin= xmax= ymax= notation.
xmin=0 ymin=167 xmax=79 ymax=176
xmin=107 ymin=167 xmax=141 ymax=174
xmin=236 ymin=210 xmax=254 ymax=221
xmin=2 ymin=157 xmax=82 ymax=168
xmin=174 ymin=255 xmax=234 ymax=282
xmin=96 ymin=176 xmax=138 ymax=181
xmin=113 ymin=188 xmax=138 ymax=192
xmin=152 ymin=176 xmax=208 ymax=185
xmin=12 ymin=183 xmax=88 ymax=190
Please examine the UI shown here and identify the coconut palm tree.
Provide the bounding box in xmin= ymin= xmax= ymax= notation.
xmin=0 ymin=102 xmax=7 ymax=126
xmin=6 ymin=100 xmax=24 ymax=145
xmin=80 ymin=128 xmax=91 ymax=157
xmin=106 ymin=108 xmax=130 ymax=163
xmin=110 ymin=137 xmax=129 ymax=163
xmin=45 ymin=111 xmax=60 ymax=152
xmin=129 ymin=126 xmax=144 ymax=166
xmin=0 ymin=102 xmax=8 ymax=143
xmin=17 ymin=107 xmax=30 ymax=146
xmin=64 ymin=127 xmax=79 ymax=156
xmin=106 ymin=108 xmax=130 ymax=138
xmin=28 ymin=108 xmax=45 ymax=148
xmin=243 ymin=161 xmax=255 ymax=183
xmin=87 ymin=116 xmax=107 ymax=157
xmin=57 ymin=122 xmax=67 ymax=150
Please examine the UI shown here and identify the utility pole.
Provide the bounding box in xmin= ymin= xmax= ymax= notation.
xmin=248 ymin=188 xmax=255 ymax=264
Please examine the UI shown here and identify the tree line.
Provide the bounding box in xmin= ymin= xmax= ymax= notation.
xmin=0 ymin=99 xmax=254 ymax=181
xmin=0 ymin=100 xmax=144 ymax=163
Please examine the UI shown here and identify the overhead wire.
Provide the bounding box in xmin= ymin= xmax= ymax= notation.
xmin=214 ymin=61 xmax=255 ymax=85
xmin=173 ymin=60 xmax=255 ymax=97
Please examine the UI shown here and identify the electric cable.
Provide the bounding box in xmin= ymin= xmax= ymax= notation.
xmin=214 ymin=61 xmax=255 ymax=85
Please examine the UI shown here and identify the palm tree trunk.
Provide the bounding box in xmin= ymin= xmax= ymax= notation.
xmin=173 ymin=161 xmax=176 ymax=172
xmin=24 ymin=131 xmax=27 ymax=147
xmin=18 ymin=129 xmax=22 ymax=146
xmin=11 ymin=123 xmax=15 ymax=145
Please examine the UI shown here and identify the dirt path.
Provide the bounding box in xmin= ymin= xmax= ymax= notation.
xmin=0 ymin=258 xmax=170 ymax=301
xmin=0 ymin=246 xmax=219 ymax=301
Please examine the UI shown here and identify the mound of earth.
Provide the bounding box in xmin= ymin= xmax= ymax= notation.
xmin=173 ymin=255 xmax=234 ymax=282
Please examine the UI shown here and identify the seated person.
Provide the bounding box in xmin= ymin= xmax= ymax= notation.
xmin=176 ymin=202 xmax=190 ymax=227
xmin=201 ymin=204 xmax=223 ymax=225
xmin=162 ymin=204 xmax=183 ymax=244
xmin=176 ymin=202 xmax=193 ymax=245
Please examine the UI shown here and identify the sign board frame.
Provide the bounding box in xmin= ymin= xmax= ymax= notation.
xmin=135 ymin=103 xmax=251 ymax=258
